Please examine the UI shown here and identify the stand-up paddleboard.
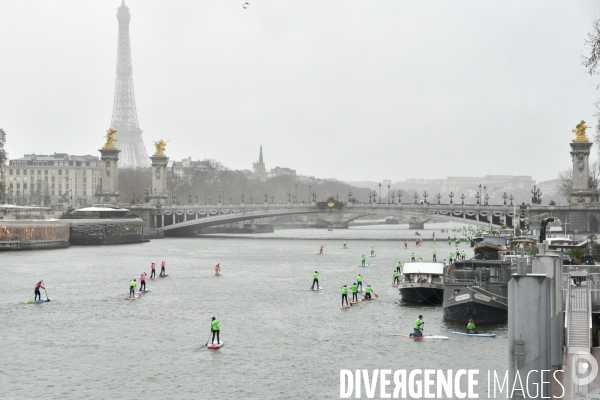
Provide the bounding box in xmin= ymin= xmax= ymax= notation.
xmin=215 ymin=274 xmax=222 ymax=277
xmin=124 ymin=295 xmax=140 ymax=301
xmin=310 ymin=287 xmax=323 ymax=291
xmin=350 ymin=300 xmax=361 ymax=305
xmin=340 ymin=304 xmax=352 ymax=309
xmin=358 ymin=264 xmax=371 ymax=267
xmin=370 ymin=255 xmax=377 ymax=257
xmin=452 ymin=331 xmax=496 ymax=338
xmin=25 ymin=299 xmax=50 ymax=304
xmin=159 ymin=274 xmax=169 ymax=278
xmin=362 ymin=297 xmax=376 ymax=301
xmin=207 ymin=341 xmax=224 ymax=349
xmin=137 ymin=289 xmax=150 ymax=294
xmin=394 ymin=334 xmax=449 ymax=340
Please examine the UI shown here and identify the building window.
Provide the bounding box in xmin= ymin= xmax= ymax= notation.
xmin=58 ymin=169 xmax=62 ymax=175
xmin=9 ymin=169 xmax=12 ymax=175
xmin=51 ymin=177 xmax=55 ymax=183
xmin=38 ymin=170 xmax=41 ymax=175
xmin=83 ymin=177 xmax=87 ymax=183
xmin=45 ymin=170 xmax=48 ymax=176
xmin=16 ymin=169 xmax=20 ymax=175
xmin=83 ymin=191 xmax=87 ymax=196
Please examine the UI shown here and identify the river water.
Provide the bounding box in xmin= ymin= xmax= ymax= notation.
xmin=1 ymin=222 xmax=507 ymax=399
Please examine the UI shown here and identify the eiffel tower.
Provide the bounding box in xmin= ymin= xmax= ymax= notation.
xmin=110 ymin=1 xmax=150 ymax=168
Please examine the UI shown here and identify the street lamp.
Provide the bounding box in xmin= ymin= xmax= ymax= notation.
xmin=132 ymin=188 xmax=135 ymax=205
xmin=483 ymin=186 xmax=488 ymax=206
xmin=348 ymin=190 xmax=352 ymax=202
xmin=308 ymin=185 xmax=311 ymax=203
xmin=295 ymin=183 xmax=297 ymax=204
xmin=502 ymin=192 xmax=507 ymax=205
xmin=436 ymin=193 xmax=441 ymax=205
xmin=509 ymin=194 xmax=514 ymax=206
xmin=391 ymin=191 xmax=395 ymax=204
xmin=477 ymin=184 xmax=481 ymax=205
xmin=449 ymin=191 xmax=454 ymax=204
xmin=217 ymin=192 xmax=222 ymax=204
xmin=485 ymin=193 xmax=489 ymax=206
xmin=423 ymin=191 xmax=428 ymax=204
xmin=287 ymin=190 xmax=292 ymax=203
xmin=312 ymin=190 xmax=316 ymax=203
xmin=241 ymin=192 xmax=245 ymax=203
xmin=378 ymin=183 xmax=381 ymax=204
xmin=413 ymin=192 xmax=418 ymax=204
xmin=264 ymin=191 xmax=268 ymax=203
xmin=398 ymin=190 xmax=402 ymax=204
xmin=204 ymin=187 xmax=207 ymax=205
xmin=372 ymin=190 xmax=377 ymax=204
xmin=387 ymin=184 xmax=390 ymax=204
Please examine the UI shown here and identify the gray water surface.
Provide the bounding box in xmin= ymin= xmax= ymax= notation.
xmin=1 ymin=224 xmax=507 ymax=399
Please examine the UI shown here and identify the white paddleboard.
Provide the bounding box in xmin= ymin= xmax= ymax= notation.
xmin=394 ymin=334 xmax=449 ymax=340
xmin=452 ymin=331 xmax=496 ymax=338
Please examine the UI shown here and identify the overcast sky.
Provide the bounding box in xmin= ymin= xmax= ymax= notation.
xmin=1 ymin=1 xmax=599 ymax=183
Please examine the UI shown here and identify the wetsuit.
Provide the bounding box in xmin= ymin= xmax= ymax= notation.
xmin=140 ymin=274 xmax=146 ymax=291
xmin=129 ymin=280 xmax=136 ymax=298
xmin=311 ymin=272 xmax=319 ymax=290
xmin=351 ymin=283 xmax=358 ymax=302
xmin=356 ymin=275 xmax=363 ymax=291
xmin=160 ymin=261 xmax=166 ymax=276
xmin=150 ymin=263 xmax=156 ymax=278
xmin=365 ymin=286 xmax=372 ymax=300
xmin=211 ymin=319 xmax=220 ymax=344
xmin=341 ymin=286 xmax=349 ymax=306
xmin=34 ymin=282 xmax=44 ymax=301
xmin=361 ymin=255 xmax=366 ymax=266
xmin=393 ymin=271 xmax=399 ymax=285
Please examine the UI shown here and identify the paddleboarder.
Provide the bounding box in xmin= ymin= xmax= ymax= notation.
xmin=361 ymin=255 xmax=366 ymax=266
xmin=393 ymin=270 xmax=399 ymax=285
xmin=351 ymin=282 xmax=358 ymax=302
xmin=411 ymin=252 xmax=415 ymax=262
xmin=433 ymin=250 xmax=437 ymax=261
xmin=396 ymin=262 xmax=402 ymax=274
xmin=150 ymin=262 xmax=156 ymax=279
xmin=370 ymin=247 xmax=375 ymax=256
xmin=311 ymin=271 xmax=319 ymax=290
xmin=319 ymin=245 xmax=324 ymax=255
xmin=404 ymin=240 xmax=408 ymax=249
xmin=461 ymin=250 xmax=466 ymax=260
xmin=211 ymin=316 xmax=220 ymax=344
xmin=409 ymin=315 xmax=424 ymax=337
xmin=343 ymin=241 xmax=347 ymax=249
xmin=215 ymin=263 xmax=220 ymax=275
xmin=34 ymin=281 xmax=44 ymax=301
xmin=129 ymin=279 xmax=137 ymax=298
xmin=356 ymin=274 xmax=363 ymax=291
xmin=140 ymin=273 xmax=147 ymax=291
xmin=341 ymin=285 xmax=349 ymax=307
xmin=160 ymin=261 xmax=166 ymax=277
xmin=365 ymin=285 xmax=372 ymax=300
xmin=467 ymin=319 xmax=478 ymax=334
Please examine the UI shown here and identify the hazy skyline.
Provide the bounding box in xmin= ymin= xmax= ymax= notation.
xmin=1 ymin=1 xmax=599 ymax=183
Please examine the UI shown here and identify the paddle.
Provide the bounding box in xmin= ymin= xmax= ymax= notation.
xmin=364 ymin=283 xmax=379 ymax=298
xmin=42 ymin=280 xmax=50 ymax=302
xmin=205 ymin=331 xmax=212 ymax=346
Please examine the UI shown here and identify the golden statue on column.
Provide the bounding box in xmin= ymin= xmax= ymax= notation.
xmin=572 ymin=120 xmax=591 ymax=142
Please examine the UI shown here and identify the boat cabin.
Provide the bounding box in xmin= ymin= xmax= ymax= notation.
xmin=402 ymin=262 xmax=444 ymax=284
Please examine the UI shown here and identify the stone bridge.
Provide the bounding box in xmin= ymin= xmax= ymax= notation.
xmin=144 ymin=202 xmax=514 ymax=236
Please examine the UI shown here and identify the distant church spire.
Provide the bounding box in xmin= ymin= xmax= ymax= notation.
xmin=253 ymin=145 xmax=267 ymax=181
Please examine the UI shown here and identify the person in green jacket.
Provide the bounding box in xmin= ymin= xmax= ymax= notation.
xmin=351 ymin=282 xmax=358 ymax=302
xmin=357 ymin=274 xmax=363 ymax=291
xmin=370 ymin=247 xmax=375 ymax=256
xmin=311 ymin=271 xmax=319 ymax=290
xmin=393 ymin=270 xmax=399 ymax=285
xmin=361 ymin=255 xmax=366 ymax=266
xmin=365 ymin=285 xmax=372 ymax=300
xmin=433 ymin=250 xmax=437 ymax=261
xmin=410 ymin=315 xmax=424 ymax=337
xmin=467 ymin=319 xmax=478 ymax=334
xmin=129 ymin=279 xmax=137 ymax=298
xmin=341 ymin=285 xmax=349 ymax=306
xmin=411 ymin=252 xmax=415 ymax=262
xmin=461 ymin=250 xmax=466 ymax=260
xmin=343 ymin=241 xmax=348 ymax=249
xmin=396 ymin=262 xmax=402 ymax=274
xmin=418 ymin=257 xmax=423 ymax=262
xmin=448 ymin=253 xmax=454 ymax=264
xmin=211 ymin=317 xmax=220 ymax=344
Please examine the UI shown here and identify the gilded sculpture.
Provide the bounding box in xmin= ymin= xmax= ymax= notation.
xmin=104 ymin=128 xmax=118 ymax=148
xmin=153 ymin=139 xmax=169 ymax=156
xmin=572 ymin=120 xmax=591 ymax=142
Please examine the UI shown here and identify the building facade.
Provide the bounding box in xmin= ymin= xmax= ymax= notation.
xmin=6 ymin=153 xmax=101 ymax=206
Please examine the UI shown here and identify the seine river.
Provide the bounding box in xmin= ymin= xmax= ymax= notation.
xmin=1 ymin=223 xmax=507 ymax=399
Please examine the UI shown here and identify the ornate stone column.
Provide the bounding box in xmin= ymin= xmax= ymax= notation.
xmin=149 ymin=139 xmax=169 ymax=206
xmin=570 ymin=120 xmax=599 ymax=204
xmin=95 ymin=129 xmax=121 ymax=205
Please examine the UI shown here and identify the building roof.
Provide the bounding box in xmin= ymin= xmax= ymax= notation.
xmin=9 ymin=153 xmax=100 ymax=162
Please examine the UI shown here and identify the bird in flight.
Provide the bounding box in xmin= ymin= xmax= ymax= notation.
xmin=243 ymin=2 xmax=249 ymax=9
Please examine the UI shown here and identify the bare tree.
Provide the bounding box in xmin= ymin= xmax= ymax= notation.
xmin=557 ymin=168 xmax=573 ymax=199
xmin=582 ymin=18 xmax=600 ymax=148
xmin=0 ymin=128 xmax=6 ymax=200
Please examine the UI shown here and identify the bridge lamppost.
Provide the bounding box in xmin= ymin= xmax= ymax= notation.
xmin=204 ymin=187 xmax=207 ymax=205
xmin=217 ymin=193 xmax=222 ymax=204
xmin=475 ymin=191 xmax=480 ymax=205
xmin=509 ymin=194 xmax=514 ymax=206
xmin=287 ymin=190 xmax=292 ymax=203
xmin=378 ymin=183 xmax=381 ymax=204
xmin=312 ymin=191 xmax=316 ymax=203
xmin=387 ymin=184 xmax=390 ymax=204
xmin=308 ymin=185 xmax=311 ymax=203
xmin=372 ymin=190 xmax=378 ymax=204
xmin=485 ymin=193 xmax=489 ymax=206
xmin=391 ymin=191 xmax=395 ymax=204
xmin=295 ymin=183 xmax=297 ymax=204
xmin=477 ymin=184 xmax=482 ymax=205
xmin=368 ymin=192 xmax=372 ymax=203
xmin=188 ymin=191 xmax=192 ymax=204
xmin=398 ymin=190 xmax=402 ymax=204
xmin=172 ymin=193 xmax=177 ymax=205
xmin=483 ymin=186 xmax=487 ymax=205
xmin=423 ymin=191 xmax=428 ymax=204
xmin=348 ymin=190 xmax=352 ymax=202
xmin=413 ymin=192 xmax=418 ymax=204
xmin=502 ymin=192 xmax=507 ymax=205
xmin=461 ymin=193 xmax=465 ymax=205
xmin=264 ymin=191 xmax=268 ymax=203
xmin=436 ymin=193 xmax=441 ymax=205
xmin=241 ymin=192 xmax=245 ymax=203
xmin=449 ymin=191 xmax=454 ymax=204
